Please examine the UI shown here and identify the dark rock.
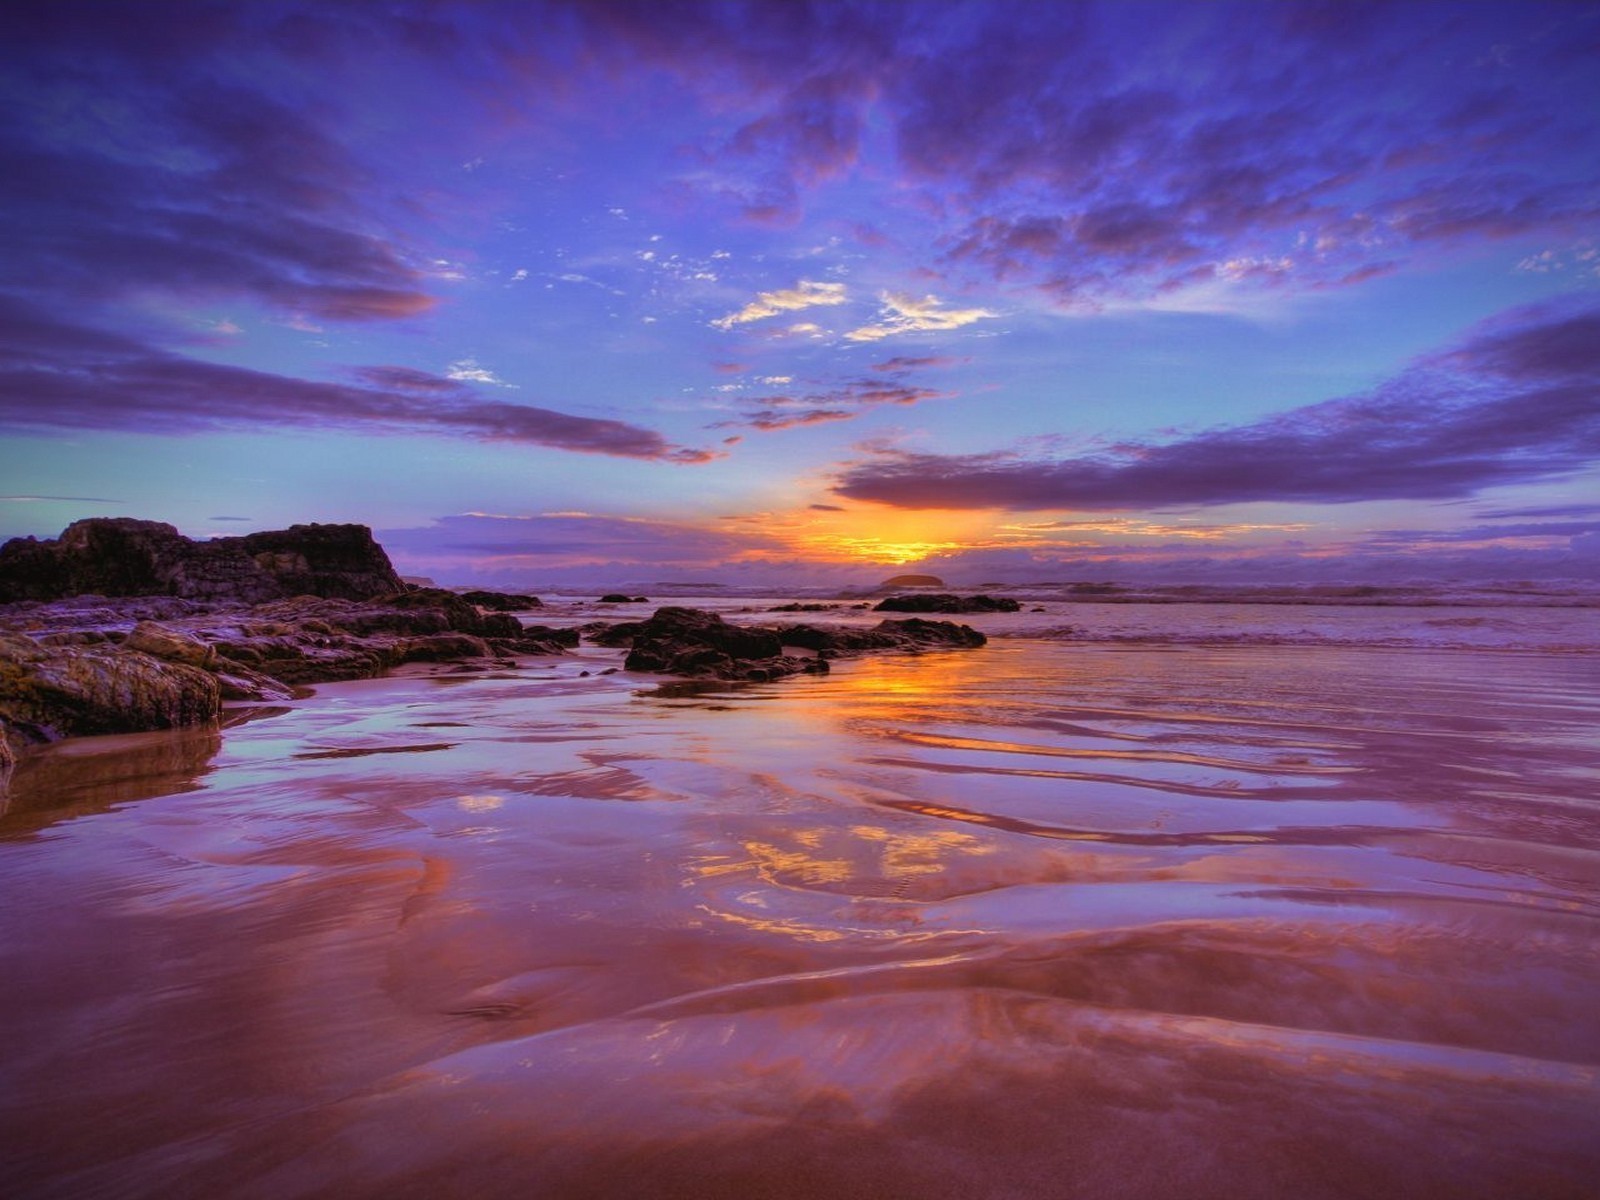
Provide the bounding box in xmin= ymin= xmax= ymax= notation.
xmin=395 ymin=633 xmax=494 ymax=662
xmin=599 ymin=594 xmax=648 ymax=604
xmin=456 ymin=590 xmax=543 ymax=611
xmin=617 ymin=607 xmax=824 ymax=681
xmin=604 ymin=606 xmax=984 ymax=681
xmin=229 ymin=524 xmax=404 ymax=600
xmin=582 ymin=620 xmax=646 ymax=646
xmin=768 ymin=602 xmax=841 ymax=612
xmin=873 ymin=593 xmax=1021 ymax=614
xmin=773 ymin=618 xmax=987 ymax=653
xmin=124 ymin=620 xmax=218 ymax=669
xmin=512 ymin=625 xmax=580 ymax=650
xmin=874 ymin=617 xmax=988 ymax=648
xmin=0 ymin=518 xmax=403 ymax=604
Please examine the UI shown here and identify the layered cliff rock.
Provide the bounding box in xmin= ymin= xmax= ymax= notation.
xmin=0 ymin=519 xmax=404 ymax=604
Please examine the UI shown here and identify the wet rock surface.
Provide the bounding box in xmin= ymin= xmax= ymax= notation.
xmin=589 ymin=606 xmax=986 ymax=681
xmin=0 ymin=632 xmax=221 ymax=747
xmin=0 ymin=590 xmax=576 ymax=765
xmin=873 ymin=592 xmax=1021 ymax=613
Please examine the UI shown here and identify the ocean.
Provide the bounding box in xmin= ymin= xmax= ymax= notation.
xmin=2 ymin=593 xmax=1598 ymax=1198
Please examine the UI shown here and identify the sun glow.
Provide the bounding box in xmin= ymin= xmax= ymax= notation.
xmin=749 ymin=502 xmax=1001 ymax=566
xmin=801 ymin=535 xmax=967 ymax=565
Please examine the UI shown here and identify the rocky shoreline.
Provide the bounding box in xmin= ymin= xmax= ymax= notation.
xmin=0 ymin=519 xmax=988 ymax=788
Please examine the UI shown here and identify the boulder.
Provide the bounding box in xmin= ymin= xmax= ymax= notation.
xmin=125 ymin=620 xmax=218 ymax=669
xmin=0 ymin=632 xmax=220 ymax=751
xmin=873 ymin=593 xmax=1021 ymax=614
xmin=456 ymin=590 xmax=543 ymax=611
xmin=772 ymin=618 xmax=987 ymax=653
xmin=592 ymin=607 xmax=985 ymax=681
xmin=610 ymin=607 xmax=825 ymax=681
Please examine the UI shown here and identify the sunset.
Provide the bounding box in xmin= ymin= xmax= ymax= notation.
xmin=2 ymin=1 xmax=1596 ymax=586
xmin=2 ymin=4 xmax=1598 ymax=1198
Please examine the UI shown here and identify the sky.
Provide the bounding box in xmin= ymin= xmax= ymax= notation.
xmin=2 ymin=0 xmax=1598 ymax=589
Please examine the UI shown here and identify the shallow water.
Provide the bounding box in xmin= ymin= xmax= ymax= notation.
xmin=2 ymin=635 xmax=1598 ymax=1198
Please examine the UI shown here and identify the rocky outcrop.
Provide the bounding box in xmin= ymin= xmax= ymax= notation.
xmin=873 ymin=593 xmax=1021 ymax=614
xmin=0 ymin=632 xmax=221 ymax=749
xmin=590 ymin=607 xmax=824 ymax=682
xmin=456 ymin=590 xmax=543 ymax=611
xmin=770 ymin=618 xmax=988 ymax=653
xmin=589 ymin=607 xmax=985 ymax=681
xmin=228 ymin=525 xmax=405 ymax=600
xmin=0 ymin=589 xmax=579 ymax=768
xmin=0 ymin=518 xmax=404 ymax=604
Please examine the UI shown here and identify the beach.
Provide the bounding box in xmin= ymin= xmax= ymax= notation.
xmin=2 ymin=597 xmax=1598 ymax=1198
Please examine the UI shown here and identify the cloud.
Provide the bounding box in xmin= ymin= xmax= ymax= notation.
xmin=843 ymin=293 xmax=998 ymax=342
xmin=0 ymin=494 xmax=122 ymax=504
xmin=835 ymin=297 xmax=1600 ymax=510
xmin=0 ymin=49 xmax=437 ymax=322
xmin=713 ymin=377 xmax=948 ymax=434
xmin=1365 ymin=521 xmax=1600 ymax=547
xmin=711 ymin=280 xmax=848 ymax=330
xmin=739 ymin=408 xmax=854 ymax=431
xmin=881 ymin=6 xmax=1600 ymax=303
xmin=871 ymin=355 xmax=964 ymax=372
xmin=1476 ymin=502 xmax=1600 ymax=521
xmin=0 ymin=302 xmax=713 ymax=463
xmin=378 ymin=510 xmax=785 ymax=574
xmin=446 ymin=358 xmax=517 ymax=387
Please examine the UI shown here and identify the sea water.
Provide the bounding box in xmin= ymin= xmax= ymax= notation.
xmin=1 ymin=598 xmax=1597 ymax=1198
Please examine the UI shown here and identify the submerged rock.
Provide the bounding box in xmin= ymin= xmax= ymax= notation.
xmin=873 ymin=593 xmax=1021 ymax=614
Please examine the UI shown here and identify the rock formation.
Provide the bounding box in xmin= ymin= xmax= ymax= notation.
xmin=456 ymin=590 xmax=543 ymax=611
xmin=0 ymin=518 xmax=404 ymax=604
xmin=589 ymin=606 xmax=985 ymax=681
xmin=0 ymin=632 xmax=221 ymax=747
xmin=873 ymin=593 xmax=1021 ymax=613
xmin=0 ymin=590 xmax=577 ymax=767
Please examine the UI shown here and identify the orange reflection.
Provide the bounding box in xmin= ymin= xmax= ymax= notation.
xmin=689 ymin=823 xmax=995 ymax=896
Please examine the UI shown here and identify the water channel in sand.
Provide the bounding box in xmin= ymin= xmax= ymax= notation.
xmin=2 ymin=618 xmax=1598 ymax=1198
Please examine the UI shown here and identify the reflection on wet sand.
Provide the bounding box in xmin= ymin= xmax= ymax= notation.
xmin=0 ymin=723 xmax=223 ymax=835
xmin=0 ymin=643 xmax=1597 ymax=1197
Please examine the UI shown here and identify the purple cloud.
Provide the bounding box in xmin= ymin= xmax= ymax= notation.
xmin=2 ymin=9 xmax=435 ymax=323
xmin=0 ymin=304 xmax=712 ymax=462
xmin=1477 ymin=503 xmax=1600 ymax=521
xmin=835 ymin=297 xmax=1600 ymax=510
xmin=714 ymin=376 xmax=948 ymax=434
xmin=871 ymin=356 xmax=964 ymax=373
xmin=379 ymin=511 xmax=782 ymax=571
xmin=887 ymin=6 xmax=1600 ymax=302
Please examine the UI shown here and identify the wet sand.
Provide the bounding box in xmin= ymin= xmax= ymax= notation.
xmin=2 ymin=635 xmax=1598 ymax=1198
